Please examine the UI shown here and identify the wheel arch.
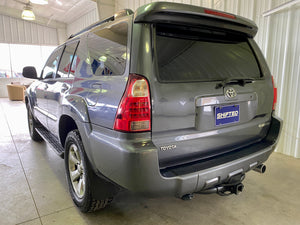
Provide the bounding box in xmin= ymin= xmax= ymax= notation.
xmin=25 ymin=96 xmax=29 ymax=105
xmin=25 ymin=96 xmax=37 ymax=120
xmin=59 ymin=115 xmax=78 ymax=148
xmin=25 ymin=96 xmax=32 ymax=112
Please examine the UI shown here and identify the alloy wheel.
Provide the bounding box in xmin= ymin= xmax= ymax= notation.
xmin=68 ymin=143 xmax=86 ymax=198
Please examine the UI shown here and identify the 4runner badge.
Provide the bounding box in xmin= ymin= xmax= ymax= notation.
xmin=160 ymin=145 xmax=177 ymax=151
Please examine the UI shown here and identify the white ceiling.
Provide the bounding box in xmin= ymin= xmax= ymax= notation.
xmin=0 ymin=0 xmax=97 ymax=24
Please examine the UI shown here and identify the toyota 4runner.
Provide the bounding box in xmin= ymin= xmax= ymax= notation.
xmin=23 ymin=2 xmax=282 ymax=212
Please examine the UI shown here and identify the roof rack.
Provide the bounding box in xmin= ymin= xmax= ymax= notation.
xmin=68 ymin=9 xmax=133 ymax=39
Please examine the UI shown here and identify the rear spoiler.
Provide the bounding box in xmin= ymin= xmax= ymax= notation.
xmin=134 ymin=2 xmax=258 ymax=38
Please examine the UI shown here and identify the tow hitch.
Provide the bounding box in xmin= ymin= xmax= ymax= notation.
xmin=217 ymin=182 xmax=244 ymax=196
xmin=198 ymin=173 xmax=245 ymax=196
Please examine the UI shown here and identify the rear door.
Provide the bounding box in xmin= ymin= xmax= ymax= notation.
xmin=151 ymin=24 xmax=273 ymax=168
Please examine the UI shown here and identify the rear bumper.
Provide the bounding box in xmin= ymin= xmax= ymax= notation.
xmin=84 ymin=115 xmax=282 ymax=198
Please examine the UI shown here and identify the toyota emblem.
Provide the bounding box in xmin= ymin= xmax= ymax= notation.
xmin=225 ymin=88 xmax=237 ymax=99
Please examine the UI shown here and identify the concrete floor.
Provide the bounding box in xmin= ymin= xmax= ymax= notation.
xmin=0 ymin=98 xmax=300 ymax=225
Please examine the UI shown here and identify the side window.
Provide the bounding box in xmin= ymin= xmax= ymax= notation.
xmin=75 ymin=22 xmax=128 ymax=78
xmin=42 ymin=47 xmax=63 ymax=79
xmin=57 ymin=41 xmax=79 ymax=78
xmin=69 ymin=54 xmax=79 ymax=78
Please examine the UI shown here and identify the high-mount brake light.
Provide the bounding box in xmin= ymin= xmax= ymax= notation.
xmin=204 ymin=9 xmax=236 ymax=19
xmin=114 ymin=74 xmax=151 ymax=132
xmin=272 ymin=76 xmax=277 ymax=111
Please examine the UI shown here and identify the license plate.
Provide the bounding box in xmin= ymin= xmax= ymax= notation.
xmin=215 ymin=105 xmax=240 ymax=126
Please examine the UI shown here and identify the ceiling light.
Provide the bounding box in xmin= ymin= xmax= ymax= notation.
xmin=22 ymin=5 xmax=35 ymax=21
xmin=99 ymin=56 xmax=107 ymax=62
xmin=30 ymin=0 xmax=48 ymax=5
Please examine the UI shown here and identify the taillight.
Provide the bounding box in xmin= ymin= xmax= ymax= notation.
xmin=272 ymin=76 xmax=277 ymax=111
xmin=113 ymin=74 xmax=151 ymax=132
xmin=204 ymin=9 xmax=236 ymax=19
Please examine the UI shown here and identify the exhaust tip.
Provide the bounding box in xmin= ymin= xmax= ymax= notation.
xmin=253 ymin=164 xmax=266 ymax=174
xmin=237 ymin=183 xmax=244 ymax=193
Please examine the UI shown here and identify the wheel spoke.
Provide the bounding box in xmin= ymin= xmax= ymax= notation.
xmin=82 ymin=176 xmax=85 ymax=190
xmin=69 ymin=151 xmax=79 ymax=165
xmin=70 ymin=170 xmax=81 ymax=182
xmin=73 ymin=145 xmax=81 ymax=162
xmin=78 ymin=178 xmax=84 ymax=195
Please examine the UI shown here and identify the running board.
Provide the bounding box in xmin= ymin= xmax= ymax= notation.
xmin=36 ymin=126 xmax=64 ymax=158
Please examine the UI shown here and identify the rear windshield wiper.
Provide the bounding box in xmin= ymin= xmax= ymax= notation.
xmin=215 ymin=77 xmax=254 ymax=89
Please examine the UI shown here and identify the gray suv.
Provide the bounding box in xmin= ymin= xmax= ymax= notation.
xmin=24 ymin=2 xmax=282 ymax=212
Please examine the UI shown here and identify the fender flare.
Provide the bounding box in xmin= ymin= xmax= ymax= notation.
xmin=61 ymin=95 xmax=91 ymax=124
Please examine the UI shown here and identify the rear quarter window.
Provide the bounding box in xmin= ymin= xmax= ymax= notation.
xmin=75 ymin=22 xmax=128 ymax=78
xmin=155 ymin=24 xmax=261 ymax=82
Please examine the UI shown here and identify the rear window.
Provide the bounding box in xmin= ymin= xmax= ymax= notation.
xmin=155 ymin=24 xmax=261 ymax=82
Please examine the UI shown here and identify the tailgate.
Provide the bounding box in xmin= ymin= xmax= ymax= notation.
xmin=150 ymin=24 xmax=273 ymax=168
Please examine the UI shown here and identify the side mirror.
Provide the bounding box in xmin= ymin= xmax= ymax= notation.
xmin=22 ymin=66 xmax=37 ymax=79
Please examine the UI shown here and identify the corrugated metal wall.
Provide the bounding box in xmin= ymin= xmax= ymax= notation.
xmin=115 ymin=0 xmax=300 ymax=158
xmin=67 ymin=8 xmax=99 ymax=37
xmin=268 ymin=1 xmax=300 ymax=158
xmin=0 ymin=14 xmax=58 ymax=45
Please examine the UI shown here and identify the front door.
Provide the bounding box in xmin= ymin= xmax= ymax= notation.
xmin=47 ymin=41 xmax=79 ymax=136
xmin=35 ymin=47 xmax=64 ymax=128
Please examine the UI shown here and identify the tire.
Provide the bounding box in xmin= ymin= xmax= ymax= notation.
xmin=65 ymin=130 xmax=113 ymax=212
xmin=26 ymin=104 xmax=43 ymax=142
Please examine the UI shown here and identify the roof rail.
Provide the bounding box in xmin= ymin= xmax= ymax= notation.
xmin=68 ymin=9 xmax=133 ymax=39
xmin=115 ymin=9 xmax=133 ymax=20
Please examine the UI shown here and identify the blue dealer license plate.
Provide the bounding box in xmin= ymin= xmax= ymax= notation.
xmin=215 ymin=105 xmax=240 ymax=126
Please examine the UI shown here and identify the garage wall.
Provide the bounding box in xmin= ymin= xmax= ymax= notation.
xmin=67 ymin=8 xmax=99 ymax=38
xmin=269 ymin=2 xmax=300 ymax=158
xmin=0 ymin=14 xmax=58 ymax=45
xmin=0 ymin=13 xmax=60 ymax=98
xmin=115 ymin=0 xmax=300 ymax=158
xmin=66 ymin=1 xmax=116 ymax=38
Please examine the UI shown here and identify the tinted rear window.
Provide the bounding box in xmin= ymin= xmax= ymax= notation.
xmin=74 ymin=22 xmax=128 ymax=78
xmin=155 ymin=24 xmax=261 ymax=82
